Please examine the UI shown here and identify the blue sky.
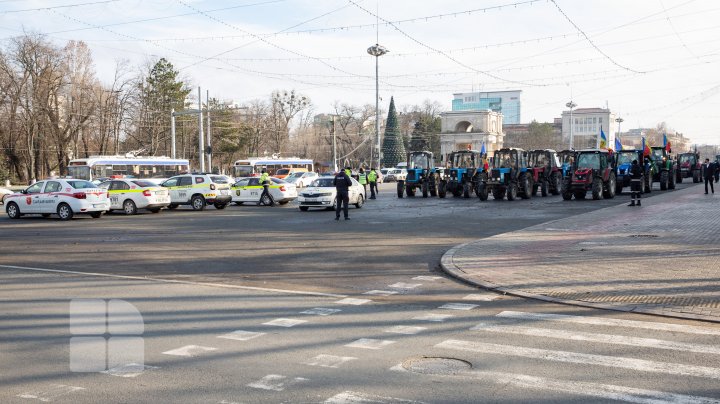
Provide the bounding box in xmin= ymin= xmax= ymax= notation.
xmin=2 ymin=0 xmax=720 ymax=144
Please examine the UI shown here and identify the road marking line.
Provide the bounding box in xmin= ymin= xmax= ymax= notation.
xmin=301 ymin=308 xmax=342 ymax=316
xmin=247 ymin=374 xmax=308 ymax=391
xmin=463 ymin=294 xmax=499 ymax=301
xmin=101 ymin=363 xmax=160 ymax=378
xmin=304 ymin=354 xmax=358 ymax=368
xmin=389 ymin=282 xmax=422 ymax=289
xmin=334 ymin=298 xmax=372 ymax=305
xmin=263 ymin=318 xmax=307 ymax=327
xmin=17 ymin=384 xmax=85 ymax=402
xmin=390 ymin=366 xmax=720 ymax=404
xmin=384 ymin=325 xmax=427 ymax=335
xmin=0 ymin=264 xmax=347 ymax=298
xmin=496 ymin=311 xmax=720 ymax=336
xmin=345 ymin=338 xmax=396 ymax=350
xmin=217 ymin=330 xmax=266 ymax=341
xmin=412 ymin=313 xmax=454 ymax=322
xmin=436 ymin=339 xmax=720 ymax=380
xmin=325 ymin=391 xmax=425 ymax=403
xmin=471 ymin=323 xmax=720 ymax=355
xmin=363 ymin=290 xmax=399 ymax=296
xmin=162 ymin=345 xmax=218 ymax=357
xmin=439 ymin=303 xmax=478 ymax=311
xmin=412 ymin=276 xmax=442 ymax=281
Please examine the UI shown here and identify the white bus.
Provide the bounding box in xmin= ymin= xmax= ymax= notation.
xmin=232 ymin=157 xmax=313 ymax=178
xmin=67 ymin=155 xmax=190 ymax=183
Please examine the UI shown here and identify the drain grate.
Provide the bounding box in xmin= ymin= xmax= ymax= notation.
xmin=628 ymin=234 xmax=659 ymax=238
xmin=402 ymin=357 xmax=472 ymax=375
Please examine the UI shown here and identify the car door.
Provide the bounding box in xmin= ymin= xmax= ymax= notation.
xmin=232 ymin=178 xmax=249 ymax=202
xmin=21 ymin=182 xmax=45 ymax=214
xmin=242 ymin=178 xmax=261 ymax=202
xmin=176 ymin=176 xmax=193 ymax=202
xmin=108 ymin=181 xmax=126 ymax=209
xmin=41 ymin=181 xmax=63 ymax=214
xmin=161 ymin=177 xmax=179 ymax=202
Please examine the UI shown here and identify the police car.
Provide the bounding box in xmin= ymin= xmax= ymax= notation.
xmin=4 ymin=179 xmax=110 ymax=220
xmin=231 ymin=177 xmax=297 ymax=205
xmin=297 ymin=176 xmax=365 ymax=211
xmin=99 ymin=179 xmax=171 ymax=214
xmin=161 ymin=174 xmax=232 ymax=210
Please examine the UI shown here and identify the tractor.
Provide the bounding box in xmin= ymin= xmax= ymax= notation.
xmin=476 ymin=147 xmax=533 ymax=201
xmin=446 ymin=150 xmax=482 ymax=198
xmin=527 ymin=149 xmax=563 ymax=196
xmin=649 ymin=146 xmax=677 ymax=191
xmin=676 ymin=152 xmax=702 ymax=183
xmin=614 ymin=150 xmax=654 ymax=194
xmin=561 ymin=149 xmax=617 ymax=200
xmin=397 ymin=151 xmax=445 ymax=198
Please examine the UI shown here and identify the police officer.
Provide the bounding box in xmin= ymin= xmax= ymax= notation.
xmin=333 ymin=168 xmax=352 ymax=220
xmin=703 ymin=159 xmax=715 ymax=194
xmin=367 ymin=168 xmax=378 ymax=199
xmin=258 ymin=168 xmax=275 ymax=206
xmin=629 ymin=159 xmax=642 ymax=206
xmin=357 ymin=167 xmax=368 ymax=196
xmin=344 ymin=166 xmax=352 ymax=178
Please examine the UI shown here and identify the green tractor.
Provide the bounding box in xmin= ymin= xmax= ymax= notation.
xmin=649 ymin=146 xmax=677 ymax=191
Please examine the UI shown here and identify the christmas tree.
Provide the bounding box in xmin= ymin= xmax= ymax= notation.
xmin=381 ymin=96 xmax=405 ymax=167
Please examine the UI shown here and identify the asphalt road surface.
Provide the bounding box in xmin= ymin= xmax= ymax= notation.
xmin=2 ymin=181 xmax=719 ymax=403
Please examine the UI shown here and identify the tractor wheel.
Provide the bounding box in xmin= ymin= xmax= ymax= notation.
xmin=438 ymin=181 xmax=447 ymax=198
xmin=531 ymin=183 xmax=539 ymax=197
xmin=669 ymin=170 xmax=676 ymax=189
xmin=660 ymin=171 xmax=668 ymax=190
xmin=562 ymin=190 xmax=573 ymax=201
xmin=574 ymin=190 xmax=587 ymax=200
xmin=604 ymin=173 xmax=616 ymax=199
xmin=520 ymin=175 xmax=531 ymax=199
xmin=507 ymin=183 xmax=518 ymax=201
xmin=429 ymin=180 xmax=437 ymax=197
xmin=492 ymin=187 xmax=505 ymax=200
xmin=422 ymin=181 xmax=428 ymax=198
xmin=463 ymin=182 xmax=471 ymax=198
xmin=397 ymin=181 xmax=404 ymax=198
xmin=406 ymin=185 xmax=415 ymax=197
xmin=592 ymin=178 xmax=603 ymax=200
xmin=541 ymin=180 xmax=549 ymax=197
xmin=477 ymin=183 xmax=488 ymax=201
xmin=551 ymin=173 xmax=562 ymax=195
xmin=452 ymin=185 xmax=462 ymax=197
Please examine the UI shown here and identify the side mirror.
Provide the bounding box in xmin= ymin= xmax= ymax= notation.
xmin=20 ymin=189 xmax=27 ymax=194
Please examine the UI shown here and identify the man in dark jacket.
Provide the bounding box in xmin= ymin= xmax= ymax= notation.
xmin=333 ymin=169 xmax=352 ymax=220
xmin=628 ymin=159 xmax=642 ymax=206
xmin=703 ymin=159 xmax=715 ymax=194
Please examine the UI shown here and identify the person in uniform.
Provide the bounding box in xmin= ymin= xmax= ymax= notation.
xmin=703 ymin=159 xmax=715 ymax=194
xmin=367 ymin=168 xmax=378 ymax=199
xmin=258 ymin=168 xmax=275 ymax=206
xmin=629 ymin=159 xmax=642 ymax=206
xmin=333 ymin=169 xmax=352 ymax=220
xmin=357 ymin=168 xmax=367 ymax=196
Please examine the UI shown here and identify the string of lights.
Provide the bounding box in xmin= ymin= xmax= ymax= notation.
xmin=0 ymin=0 xmax=118 ymax=14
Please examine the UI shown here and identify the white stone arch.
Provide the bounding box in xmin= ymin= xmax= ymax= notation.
xmin=455 ymin=121 xmax=473 ymax=133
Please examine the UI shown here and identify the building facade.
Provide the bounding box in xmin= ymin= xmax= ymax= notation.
xmin=451 ymin=90 xmax=522 ymax=124
xmin=561 ymin=108 xmax=617 ymax=150
xmin=438 ymin=110 xmax=504 ymax=160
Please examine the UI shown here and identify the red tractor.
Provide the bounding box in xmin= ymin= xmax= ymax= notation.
xmin=562 ymin=149 xmax=617 ymax=200
xmin=527 ymin=149 xmax=563 ymax=197
xmin=676 ymin=152 xmax=703 ymax=183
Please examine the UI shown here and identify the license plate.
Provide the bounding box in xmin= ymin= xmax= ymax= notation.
xmin=93 ymin=204 xmax=105 ymax=208
xmin=220 ymin=190 xmax=229 ymax=195
xmin=157 ymin=197 xmax=169 ymax=203
xmin=304 ymin=197 xmax=316 ymax=202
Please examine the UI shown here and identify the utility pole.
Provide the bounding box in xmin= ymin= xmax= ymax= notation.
xmin=566 ymin=101 xmax=577 ymax=149
xmin=170 ymin=109 xmax=176 ymax=159
xmin=198 ymin=87 xmax=205 ymax=172
xmin=206 ymin=89 xmax=212 ymax=173
xmin=331 ymin=116 xmax=337 ymax=172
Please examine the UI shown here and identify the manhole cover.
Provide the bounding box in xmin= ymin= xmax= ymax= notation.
xmin=628 ymin=234 xmax=659 ymax=238
xmin=402 ymin=357 xmax=472 ymax=375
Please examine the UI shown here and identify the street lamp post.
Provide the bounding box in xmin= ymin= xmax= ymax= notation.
xmin=566 ymin=101 xmax=577 ymax=149
xmin=367 ymin=44 xmax=388 ymax=169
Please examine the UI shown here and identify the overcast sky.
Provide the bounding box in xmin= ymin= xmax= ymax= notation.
xmin=2 ymin=0 xmax=720 ymax=144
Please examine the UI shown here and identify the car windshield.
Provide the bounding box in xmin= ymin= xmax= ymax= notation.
xmin=276 ymin=169 xmax=290 ymax=175
xmin=617 ymin=153 xmax=635 ymax=166
xmin=311 ymin=178 xmax=335 ymax=187
xmin=652 ymin=148 xmax=665 ymax=161
xmin=408 ymin=153 xmax=431 ymax=169
xmin=67 ymin=180 xmax=96 ymax=189
xmin=210 ymin=176 xmax=230 ymax=184
xmin=577 ymin=153 xmax=600 ymax=170
xmin=679 ymin=155 xmax=695 ymax=164
xmin=131 ymin=180 xmax=156 ymax=187
xmin=452 ymin=153 xmax=476 ymax=168
xmin=285 ymin=173 xmax=304 ymax=180
xmin=533 ymin=153 xmax=548 ymax=168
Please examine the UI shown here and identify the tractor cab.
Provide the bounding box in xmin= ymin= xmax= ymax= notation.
xmin=405 ymin=151 xmax=434 ymax=184
xmin=527 ymin=149 xmax=562 ymax=196
xmin=446 ymin=150 xmax=481 ymax=197
xmin=397 ymin=151 xmax=444 ymax=198
xmin=677 ymin=152 xmax=702 ymax=183
xmin=557 ymin=150 xmax=576 ymax=179
xmin=490 ymin=148 xmax=527 ymax=184
xmin=649 ymin=146 xmax=676 ymax=190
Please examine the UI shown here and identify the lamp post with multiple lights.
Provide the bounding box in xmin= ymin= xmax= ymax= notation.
xmin=367 ymin=44 xmax=388 ymax=169
xmin=566 ymin=101 xmax=577 ymax=149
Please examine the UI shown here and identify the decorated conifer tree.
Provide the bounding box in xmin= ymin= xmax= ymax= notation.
xmin=381 ymin=96 xmax=405 ymax=167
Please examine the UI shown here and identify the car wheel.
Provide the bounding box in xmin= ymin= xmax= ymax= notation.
xmin=168 ymin=204 xmax=178 ymax=210
xmin=123 ymin=199 xmax=137 ymax=215
xmin=355 ymin=195 xmax=364 ymax=208
xmin=191 ymin=195 xmax=206 ymax=211
xmin=57 ymin=203 xmax=74 ymax=220
xmin=299 ymin=206 xmax=309 ymax=211
xmin=6 ymin=202 xmax=21 ymax=219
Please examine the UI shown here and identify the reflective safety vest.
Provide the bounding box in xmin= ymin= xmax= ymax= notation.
xmin=367 ymin=171 xmax=377 ymax=182
xmin=358 ymin=173 xmax=367 ymax=184
xmin=259 ymin=173 xmax=270 ymax=184
xmin=344 ymin=169 xmax=352 ymax=177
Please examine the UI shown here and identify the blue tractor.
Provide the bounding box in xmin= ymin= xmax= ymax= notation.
xmin=614 ymin=150 xmax=654 ymax=194
xmin=476 ymin=148 xmax=533 ymax=201
xmin=397 ymin=151 xmax=446 ymax=198
xmin=558 ymin=150 xmax=576 ymax=180
xmin=446 ymin=150 xmax=482 ymax=198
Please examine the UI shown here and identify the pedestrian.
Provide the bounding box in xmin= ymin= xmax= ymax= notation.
xmin=258 ymin=168 xmax=275 ymax=206
xmin=703 ymin=159 xmax=715 ymax=194
xmin=357 ymin=167 xmax=367 ymax=196
xmin=628 ymin=159 xmax=642 ymax=206
xmin=333 ymin=168 xmax=352 ymax=220
xmin=367 ymin=167 xmax=378 ymax=199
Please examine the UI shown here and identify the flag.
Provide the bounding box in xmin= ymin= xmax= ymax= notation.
xmin=480 ymin=142 xmax=486 ymax=156
xmin=614 ymin=136 xmax=622 ymax=151
xmin=663 ymin=133 xmax=667 ymax=148
xmin=600 ymin=128 xmax=607 ymax=149
xmin=642 ymin=137 xmax=650 ymax=157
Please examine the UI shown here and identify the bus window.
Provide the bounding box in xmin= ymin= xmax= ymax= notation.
xmin=68 ymin=166 xmax=91 ymax=180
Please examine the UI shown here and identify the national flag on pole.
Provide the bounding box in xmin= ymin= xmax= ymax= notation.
xmin=614 ymin=135 xmax=622 ymax=151
xmin=480 ymin=142 xmax=486 ymax=156
xmin=642 ymin=137 xmax=651 ymax=157
xmin=600 ymin=128 xmax=607 ymax=149
xmin=663 ymin=133 xmax=671 ymax=152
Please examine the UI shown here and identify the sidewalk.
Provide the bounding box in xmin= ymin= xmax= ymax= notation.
xmin=441 ymin=184 xmax=720 ymax=323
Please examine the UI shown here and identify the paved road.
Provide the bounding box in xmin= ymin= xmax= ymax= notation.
xmin=3 ymin=181 xmax=720 ymax=403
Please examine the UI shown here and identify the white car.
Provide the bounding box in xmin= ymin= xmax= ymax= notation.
xmin=0 ymin=187 xmax=12 ymax=204
xmin=297 ymin=177 xmax=365 ymax=211
xmin=161 ymin=174 xmax=232 ymax=210
xmin=99 ymin=179 xmax=171 ymax=214
xmin=4 ymin=179 xmax=110 ymax=220
xmin=284 ymin=171 xmax=319 ymax=188
xmin=384 ymin=168 xmax=407 ymax=182
xmin=231 ymin=177 xmax=297 ymax=205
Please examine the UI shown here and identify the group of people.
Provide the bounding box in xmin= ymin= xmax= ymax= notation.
xmin=626 ymin=158 xmax=720 ymax=207
xmin=333 ymin=167 xmax=379 ymax=220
